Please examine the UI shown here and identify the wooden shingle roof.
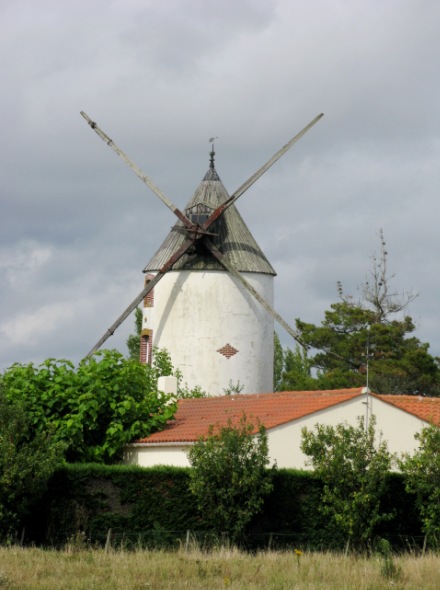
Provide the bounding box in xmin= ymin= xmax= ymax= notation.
xmin=143 ymin=163 xmax=276 ymax=275
xmin=134 ymin=389 xmax=440 ymax=445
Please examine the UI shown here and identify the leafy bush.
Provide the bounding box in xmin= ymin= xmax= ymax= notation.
xmin=301 ymin=416 xmax=395 ymax=551
xmin=188 ymin=414 xmax=275 ymax=541
xmin=400 ymin=424 xmax=440 ymax=547
xmin=0 ymin=349 xmax=177 ymax=463
xmin=0 ymin=394 xmax=65 ymax=539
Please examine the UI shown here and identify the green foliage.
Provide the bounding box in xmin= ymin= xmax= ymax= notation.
xmin=151 ymin=347 xmax=174 ymax=380
xmin=294 ymin=304 xmax=440 ymax=394
xmin=22 ymin=465 xmax=423 ymax=550
xmin=0 ymin=394 xmax=65 ymax=539
xmin=400 ymin=424 xmax=440 ymax=546
xmin=376 ymin=537 xmax=402 ymax=580
xmin=248 ymin=468 xmax=341 ymax=549
xmin=173 ymin=365 xmax=207 ymax=399
xmin=176 ymin=383 xmax=207 ymax=399
xmin=27 ymin=464 xmax=199 ymax=548
xmin=146 ymin=347 xmax=207 ymax=398
xmin=188 ymin=415 xmax=274 ymax=541
xmin=126 ymin=307 xmax=143 ymax=360
xmin=274 ymin=333 xmax=318 ymax=392
xmin=222 ymin=380 xmax=244 ymax=396
xmin=274 ymin=332 xmax=284 ymax=391
xmin=0 ymin=349 xmax=177 ymax=464
xmin=301 ymin=416 xmax=395 ymax=551
xmin=278 ymin=345 xmax=318 ymax=391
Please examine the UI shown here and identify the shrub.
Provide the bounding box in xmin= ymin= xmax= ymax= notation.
xmin=400 ymin=424 xmax=440 ymax=548
xmin=188 ymin=414 xmax=275 ymax=541
xmin=301 ymin=416 xmax=395 ymax=551
xmin=0 ymin=394 xmax=64 ymax=540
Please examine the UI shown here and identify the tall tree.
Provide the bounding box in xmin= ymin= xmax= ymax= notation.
xmin=282 ymin=231 xmax=440 ymax=395
xmin=273 ymin=332 xmax=284 ymax=391
xmin=278 ymin=344 xmax=317 ymax=391
xmin=339 ymin=229 xmax=417 ymax=323
xmin=126 ymin=307 xmax=143 ymax=360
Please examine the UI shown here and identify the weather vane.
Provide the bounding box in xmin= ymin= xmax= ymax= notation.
xmin=208 ymin=137 xmax=218 ymax=167
xmin=209 ymin=136 xmax=218 ymax=149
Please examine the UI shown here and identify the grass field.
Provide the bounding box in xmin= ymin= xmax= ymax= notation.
xmin=0 ymin=545 xmax=438 ymax=589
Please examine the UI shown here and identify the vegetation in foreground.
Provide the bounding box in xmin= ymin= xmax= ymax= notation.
xmin=301 ymin=416 xmax=395 ymax=552
xmin=188 ymin=415 xmax=274 ymax=541
xmin=0 ymin=545 xmax=439 ymax=590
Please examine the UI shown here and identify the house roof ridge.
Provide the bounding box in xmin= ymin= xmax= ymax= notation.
xmin=180 ymin=386 xmax=365 ymax=402
xmin=134 ymin=388 xmax=366 ymax=445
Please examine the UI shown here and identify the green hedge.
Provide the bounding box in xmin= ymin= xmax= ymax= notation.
xmin=25 ymin=465 xmax=423 ymax=550
xmin=27 ymin=464 xmax=200 ymax=548
xmin=249 ymin=470 xmax=423 ymax=551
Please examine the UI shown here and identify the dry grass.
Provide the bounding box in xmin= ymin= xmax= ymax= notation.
xmin=0 ymin=545 xmax=438 ymax=589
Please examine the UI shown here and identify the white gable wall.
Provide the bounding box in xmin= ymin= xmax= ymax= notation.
xmin=268 ymin=395 xmax=425 ymax=469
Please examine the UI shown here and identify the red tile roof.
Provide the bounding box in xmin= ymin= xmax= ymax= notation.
xmin=376 ymin=394 xmax=440 ymax=426
xmin=133 ymin=389 xmax=440 ymax=446
xmin=135 ymin=388 xmax=364 ymax=444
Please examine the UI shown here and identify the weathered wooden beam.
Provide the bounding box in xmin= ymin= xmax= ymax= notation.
xmin=203 ymin=113 xmax=324 ymax=229
xmin=203 ymin=238 xmax=306 ymax=347
xmin=80 ymin=111 xmax=192 ymax=229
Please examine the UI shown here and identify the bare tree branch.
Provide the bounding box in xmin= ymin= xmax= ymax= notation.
xmin=338 ymin=229 xmax=418 ymax=323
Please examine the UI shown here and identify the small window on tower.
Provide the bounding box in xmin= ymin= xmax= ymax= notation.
xmin=185 ymin=203 xmax=222 ymax=239
xmin=140 ymin=330 xmax=152 ymax=365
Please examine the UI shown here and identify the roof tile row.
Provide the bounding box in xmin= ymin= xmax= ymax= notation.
xmin=135 ymin=388 xmax=440 ymax=445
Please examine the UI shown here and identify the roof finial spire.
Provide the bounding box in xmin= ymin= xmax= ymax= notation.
xmin=208 ymin=136 xmax=218 ymax=168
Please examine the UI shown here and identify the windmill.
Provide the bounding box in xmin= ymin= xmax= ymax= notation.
xmin=81 ymin=112 xmax=323 ymax=395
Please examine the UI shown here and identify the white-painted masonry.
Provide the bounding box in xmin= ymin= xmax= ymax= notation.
xmin=268 ymin=395 xmax=427 ymax=469
xmin=143 ymin=270 xmax=274 ymax=396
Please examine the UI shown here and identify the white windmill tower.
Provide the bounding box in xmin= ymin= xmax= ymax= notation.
xmin=81 ymin=113 xmax=323 ymax=395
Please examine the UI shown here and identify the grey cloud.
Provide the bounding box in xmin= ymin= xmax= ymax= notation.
xmin=1 ymin=0 xmax=440 ymax=371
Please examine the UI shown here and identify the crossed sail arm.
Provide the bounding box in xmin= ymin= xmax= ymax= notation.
xmin=81 ymin=112 xmax=323 ymax=355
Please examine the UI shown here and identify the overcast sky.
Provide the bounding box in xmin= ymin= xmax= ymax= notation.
xmin=2 ymin=0 xmax=440 ymax=372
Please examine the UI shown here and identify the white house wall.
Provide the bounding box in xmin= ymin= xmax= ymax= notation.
xmin=144 ymin=270 xmax=274 ymax=396
xmin=124 ymin=445 xmax=191 ymax=468
xmin=125 ymin=394 xmax=430 ymax=469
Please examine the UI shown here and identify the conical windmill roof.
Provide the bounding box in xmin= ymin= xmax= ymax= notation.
xmin=143 ymin=161 xmax=276 ymax=275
